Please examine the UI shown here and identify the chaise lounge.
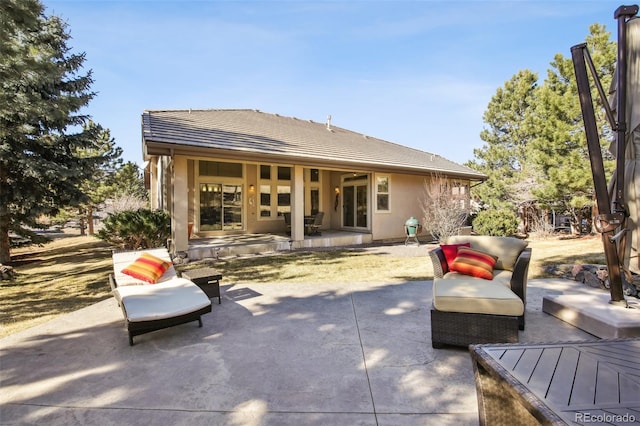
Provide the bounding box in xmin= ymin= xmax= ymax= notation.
xmin=428 ymin=235 xmax=531 ymax=348
xmin=109 ymin=248 xmax=212 ymax=345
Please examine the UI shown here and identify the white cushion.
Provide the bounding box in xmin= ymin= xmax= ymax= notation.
xmin=114 ymin=278 xmax=211 ymax=322
xmin=432 ymin=277 xmax=524 ymax=316
xmin=443 ymin=268 xmax=513 ymax=288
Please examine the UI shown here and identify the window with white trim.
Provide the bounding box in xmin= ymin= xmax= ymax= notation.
xmin=451 ymin=181 xmax=469 ymax=210
xmin=375 ymin=175 xmax=390 ymax=212
xmin=259 ymin=165 xmax=291 ymax=218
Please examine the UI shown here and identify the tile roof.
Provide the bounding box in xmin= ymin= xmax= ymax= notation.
xmin=142 ymin=109 xmax=486 ymax=179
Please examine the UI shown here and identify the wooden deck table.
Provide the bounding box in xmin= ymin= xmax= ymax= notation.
xmin=470 ymin=339 xmax=640 ymax=425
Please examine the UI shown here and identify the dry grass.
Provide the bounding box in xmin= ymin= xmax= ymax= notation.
xmin=0 ymin=233 xmax=607 ymax=338
xmin=1 ymin=236 xmax=113 ymax=337
xmin=181 ymin=248 xmax=432 ymax=284
xmin=527 ymin=235 xmax=605 ymax=276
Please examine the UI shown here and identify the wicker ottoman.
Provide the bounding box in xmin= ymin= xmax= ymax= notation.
xmin=182 ymin=268 xmax=223 ymax=304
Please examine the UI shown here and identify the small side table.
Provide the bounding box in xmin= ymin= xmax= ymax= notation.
xmin=182 ymin=268 xmax=223 ymax=304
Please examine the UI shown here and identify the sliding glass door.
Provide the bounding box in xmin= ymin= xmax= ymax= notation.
xmin=199 ymin=183 xmax=243 ymax=231
xmin=342 ymin=175 xmax=368 ymax=229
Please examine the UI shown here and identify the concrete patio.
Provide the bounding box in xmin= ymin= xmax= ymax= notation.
xmin=1 ymin=278 xmax=598 ymax=426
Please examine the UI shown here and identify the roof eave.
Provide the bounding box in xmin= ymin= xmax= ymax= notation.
xmin=143 ymin=140 xmax=487 ymax=181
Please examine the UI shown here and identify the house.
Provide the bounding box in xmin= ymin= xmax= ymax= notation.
xmin=141 ymin=109 xmax=486 ymax=254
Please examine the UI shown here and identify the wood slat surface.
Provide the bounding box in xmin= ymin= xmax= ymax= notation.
xmin=476 ymin=339 xmax=640 ymax=425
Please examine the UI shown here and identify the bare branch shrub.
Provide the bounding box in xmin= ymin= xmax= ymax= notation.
xmin=420 ymin=175 xmax=468 ymax=243
xmin=105 ymin=195 xmax=148 ymax=214
xmin=529 ymin=213 xmax=556 ymax=239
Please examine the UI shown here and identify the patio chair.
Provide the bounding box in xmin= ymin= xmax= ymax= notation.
xmin=109 ymin=248 xmax=212 ymax=345
xmin=283 ymin=212 xmax=292 ymax=235
xmin=305 ymin=211 xmax=324 ymax=235
xmin=428 ymin=236 xmax=531 ymax=348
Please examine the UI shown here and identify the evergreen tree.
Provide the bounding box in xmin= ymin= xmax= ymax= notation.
xmin=0 ymin=0 xmax=103 ymax=263
xmin=112 ymin=162 xmax=148 ymax=201
xmin=530 ymin=24 xmax=616 ymax=231
xmin=76 ymin=122 xmax=123 ymax=235
xmin=465 ymin=69 xmax=540 ymax=211
xmin=467 ymin=24 xmax=616 ymax=234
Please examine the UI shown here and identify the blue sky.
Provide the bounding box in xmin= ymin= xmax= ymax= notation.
xmin=42 ymin=0 xmax=625 ymax=166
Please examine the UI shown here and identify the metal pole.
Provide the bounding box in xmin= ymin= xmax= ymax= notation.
xmin=571 ymin=44 xmax=627 ymax=306
xmin=612 ymin=5 xmax=637 ymax=216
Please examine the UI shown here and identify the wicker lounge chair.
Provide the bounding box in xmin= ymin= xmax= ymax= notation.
xmin=109 ymin=248 xmax=212 ymax=345
xmin=428 ymin=236 xmax=531 ymax=348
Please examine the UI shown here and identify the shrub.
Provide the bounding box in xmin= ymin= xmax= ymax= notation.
xmin=420 ymin=175 xmax=468 ymax=243
xmin=472 ymin=209 xmax=519 ymax=236
xmin=97 ymin=209 xmax=170 ymax=250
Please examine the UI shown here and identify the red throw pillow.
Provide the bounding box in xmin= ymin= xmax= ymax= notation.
xmin=449 ymin=247 xmax=498 ymax=280
xmin=439 ymin=243 xmax=471 ymax=267
xmin=121 ymin=252 xmax=172 ymax=284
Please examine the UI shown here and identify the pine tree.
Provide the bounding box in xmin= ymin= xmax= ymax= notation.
xmin=467 ymin=24 xmax=616 ymax=234
xmin=112 ymin=162 xmax=149 ymax=202
xmin=76 ymin=122 xmax=123 ymax=235
xmin=465 ymin=69 xmax=540 ymax=211
xmin=0 ymin=0 xmax=103 ymax=263
xmin=530 ymin=24 xmax=616 ymax=231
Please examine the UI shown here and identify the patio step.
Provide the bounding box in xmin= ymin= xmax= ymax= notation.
xmin=187 ymin=234 xmax=291 ymax=260
xmin=291 ymin=232 xmax=372 ymax=249
xmin=186 ymin=231 xmax=373 ymax=260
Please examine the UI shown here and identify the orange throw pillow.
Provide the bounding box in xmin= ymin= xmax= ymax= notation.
xmin=121 ymin=252 xmax=172 ymax=284
xmin=449 ymin=247 xmax=498 ymax=280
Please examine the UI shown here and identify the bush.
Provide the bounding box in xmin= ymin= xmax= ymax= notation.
xmin=472 ymin=209 xmax=519 ymax=236
xmin=97 ymin=209 xmax=170 ymax=250
xmin=420 ymin=175 xmax=468 ymax=243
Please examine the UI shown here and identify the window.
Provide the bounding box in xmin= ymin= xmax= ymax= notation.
xmin=451 ymin=181 xmax=469 ymax=210
xmin=305 ymin=168 xmax=321 ymax=215
xmin=452 ymin=182 xmax=467 ymax=195
xmin=199 ymin=161 xmax=242 ymax=177
xmin=277 ymin=166 xmax=291 ymax=181
xmin=277 ymin=185 xmax=291 ymax=214
xmin=259 ymin=184 xmax=271 ymax=217
xmin=376 ymin=175 xmax=390 ymax=212
xmin=259 ymin=165 xmax=291 ymax=218
xmin=260 ymin=165 xmax=271 ymax=180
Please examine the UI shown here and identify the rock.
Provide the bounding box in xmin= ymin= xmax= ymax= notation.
xmin=582 ymin=271 xmax=606 ymax=289
xmin=0 ymin=264 xmax=17 ymax=280
xmin=603 ymin=275 xmax=639 ymax=297
xmin=630 ymin=274 xmax=640 ymax=291
xmin=623 ymin=274 xmax=639 ymax=297
xmin=595 ymin=267 xmax=609 ymax=282
xmin=527 ymin=263 xmax=639 ymax=299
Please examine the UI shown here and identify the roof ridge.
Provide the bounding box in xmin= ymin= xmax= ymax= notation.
xmin=144 ymin=108 xmax=259 ymax=114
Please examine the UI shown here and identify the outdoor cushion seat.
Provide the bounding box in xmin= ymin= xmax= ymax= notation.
xmin=428 ymin=235 xmax=531 ymax=348
xmin=109 ymin=248 xmax=212 ymax=345
xmin=441 ymin=269 xmax=514 ymax=291
xmin=113 ymin=278 xmax=211 ymax=322
xmin=432 ymin=276 xmax=525 ymax=317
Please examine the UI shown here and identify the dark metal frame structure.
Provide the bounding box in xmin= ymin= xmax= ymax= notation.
xmin=572 ymin=4 xmax=639 ymax=307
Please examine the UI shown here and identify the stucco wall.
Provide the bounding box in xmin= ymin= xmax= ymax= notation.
xmin=371 ymin=173 xmax=426 ymax=241
xmin=151 ymin=155 xmax=469 ymax=244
